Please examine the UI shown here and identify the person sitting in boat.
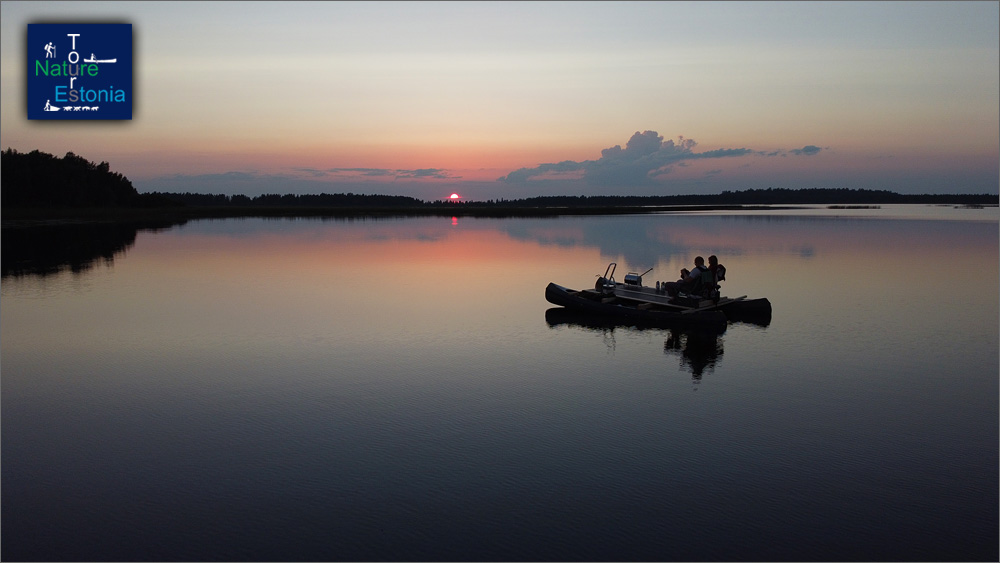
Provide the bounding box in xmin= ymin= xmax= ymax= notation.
xmin=664 ymin=256 xmax=709 ymax=297
xmin=706 ymin=255 xmax=726 ymax=298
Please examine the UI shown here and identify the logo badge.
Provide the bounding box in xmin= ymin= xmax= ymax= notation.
xmin=27 ymin=23 xmax=132 ymax=120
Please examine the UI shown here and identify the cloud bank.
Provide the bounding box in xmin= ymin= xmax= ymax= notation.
xmin=791 ymin=145 xmax=822 ymax=156
xmin=498 ymin=130 xmax=824 ymax=187
xmin=293 ymin=167 xmax=459 ymax=180
xmin=137 ymin=133 xmax=834 ymax=199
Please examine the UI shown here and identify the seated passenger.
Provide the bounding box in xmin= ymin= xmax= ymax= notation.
xmin=664 ymin=256 xmax=709 ymax=297
xmin=706 ymin=255 xmax=726 ymax=298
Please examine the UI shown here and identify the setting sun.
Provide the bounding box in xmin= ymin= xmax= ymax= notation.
xmin=449 ymin=193 xmax=461 ymax=200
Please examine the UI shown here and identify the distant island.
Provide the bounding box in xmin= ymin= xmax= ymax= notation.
xmin=3 ymin=148 xmax=997 ymax=225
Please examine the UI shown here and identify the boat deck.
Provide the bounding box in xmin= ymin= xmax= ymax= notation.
xmin=610 ymin=283 xmax=746 ymax=311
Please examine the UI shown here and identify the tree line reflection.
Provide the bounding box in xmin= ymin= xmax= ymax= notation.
xmin=1 ymin=220 xmax=186 ymax=278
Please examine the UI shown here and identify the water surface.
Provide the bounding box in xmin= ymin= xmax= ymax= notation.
xmin=3 ymin=205 xmax=997 ymax=561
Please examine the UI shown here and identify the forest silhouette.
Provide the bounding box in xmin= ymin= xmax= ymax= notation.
xmin=1 ymin=148 xmax=172 ymax=208
xmin=2 ymin=148 xmax=996 ymax=219
xmin=3 ymin=149 xmax=995 ymax=277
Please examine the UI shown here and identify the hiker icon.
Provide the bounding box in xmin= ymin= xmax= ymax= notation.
xmin=44 ymin=42 xmax=55 ymax=58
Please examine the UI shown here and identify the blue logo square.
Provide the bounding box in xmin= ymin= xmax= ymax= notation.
xmin=27 ymin=23 xmax=132 ymax=120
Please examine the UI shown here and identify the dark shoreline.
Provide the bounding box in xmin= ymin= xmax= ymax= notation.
xmin=0 ymin=204 xmax=797 ymax=228
xmin=4 ymin=201 xmax=999 ymax=229
xmin=6 ymin=149 xmax=996 ymax=227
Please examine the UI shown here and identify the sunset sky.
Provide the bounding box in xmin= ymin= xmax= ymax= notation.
xmin=1 ymin=1 xmax=997 ymax=200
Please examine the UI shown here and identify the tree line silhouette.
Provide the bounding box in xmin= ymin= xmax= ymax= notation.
xmin=458 ymin=190 xmax=998 ymax=207
xmin=1 ymin=148 xmax=175 ymax=208
xmin=160 ymin=191 xmax=427 ymax=208
xmin=3 ymin=148 xmax=996 ymax=213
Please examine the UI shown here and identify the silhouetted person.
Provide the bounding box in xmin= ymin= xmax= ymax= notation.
xmin=664 ymin=256 xmax=708 ymax=297
xmin=708 ymin=255 xmax=725 ymax=284
xmin=706 ymin=255 xmax=726 ymax=297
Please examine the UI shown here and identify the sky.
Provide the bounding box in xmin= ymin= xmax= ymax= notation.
xmin=1 ymin=1 xmax=997 ymax=201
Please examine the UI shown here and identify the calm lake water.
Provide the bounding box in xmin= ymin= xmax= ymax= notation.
xmin=2 ymin=205 xmax=997 ymax=561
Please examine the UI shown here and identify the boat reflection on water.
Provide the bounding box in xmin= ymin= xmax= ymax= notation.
xmin=545 ymin=307 xmax=729 ymax=380
xmin=662 ymin=327 xmax=723 ymax=381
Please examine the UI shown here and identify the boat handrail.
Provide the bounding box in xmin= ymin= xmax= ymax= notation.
xmin=602 ymin=262 xmax=617 ymax=284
